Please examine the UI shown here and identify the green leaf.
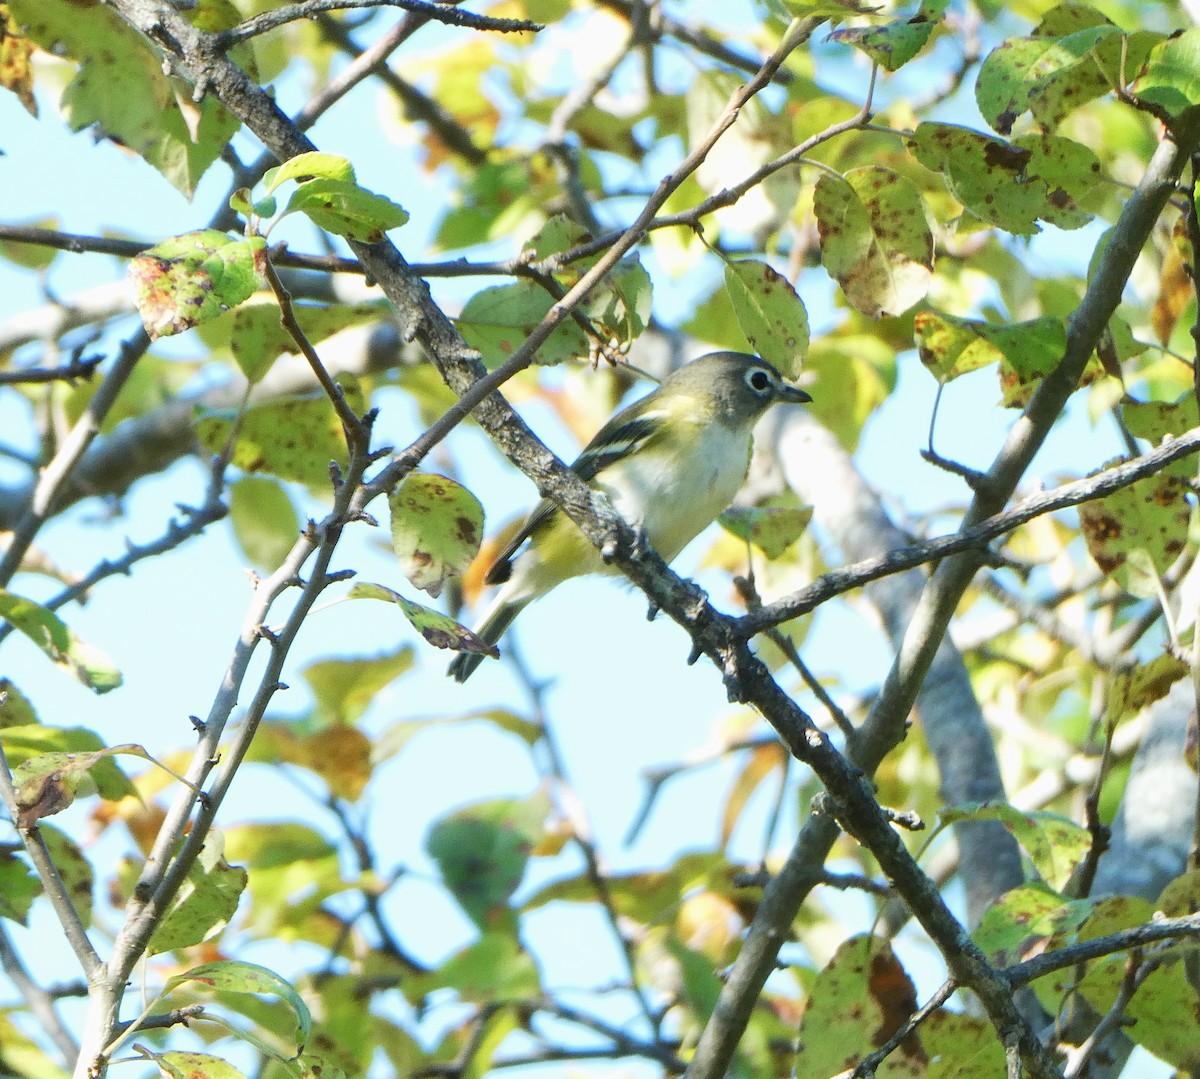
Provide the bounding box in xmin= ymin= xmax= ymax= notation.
xmin=723 ymin=259 xmax=809 ymax=378
xmin=263 ymin=151 xmax=356 ymax=193
xmin=217 ymin=297 xmax=384 ymax=385
xmin=39 ymin=824 xmax=94 ymax=929
xmin=411 ymin=932 xmax=541 ymax=1003
xmin=149 ymin=832 xmax=247 ymax=955
xmin=456 ymin=280 xmax=589 ymax=367
xmin=813 ymin=167 xmax=934 ymax=317
xmin=718 ymin=504 xmax=813 ymax=560
xmin=0 ymin=679 xmax=39 ymax=729
xmin=137 ymin=1049 xmax=248 ymax=1079
xmin=7 ymin=0 xmax=238 ymax=195
xmin=587 ymin=256 xmax=652 ymax=344
xmin=164 ymin=960 xmax=312 ymax=1047
xmin=129 ymin=230 xmax=266 ymax=340
xmin=1123 ymin=393 xmax=1200 ymax=442
xmin=388 ymin=473 xmax=484 ymax=599
xmin=939 ymin=802 xmax=1090 ymax=891
xmin=1012 ymin=132 xmax=1104 ymax=230
xmin=0 ymin=591 xmax=122 ymax=693
xmin=0 ymin=216 xmax=59 ymax=271
xmin=907 ymin=122 xmax=1044 ymax=234
xmin=976 ymin=24 xmax=1122 ymax=135
xmin=1132 ymin=27 xmax=1200 ymax=120
xmin=284 ymin=179 xmax=409 ymax=243
xmin=919 ymin=1009 xmax=1007 ymax=1077
xmin=228 ymin=476 xmax=300 ymax=572
xmin=346 ymin=582 xmax=499 ymax=658
xmin=222 ymin=823 xmax=343 ymax=943
xmin=827 ymin=17 xmax=939 ymax=72
xmin=426 ymin=792 xmax=550 ymax=928
xmin=914 ymin=310 xmax=1068 ymax=405
xmin=0 ymin=850 xmax=40 ymax=924
xmin=974 ymin=883 xmax=1096 ymax=1013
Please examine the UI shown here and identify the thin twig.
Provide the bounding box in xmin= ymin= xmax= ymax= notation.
xmin=0 ymin=335 xmax=148 ymax=588
xmin=852 ymin=977 xmax=958 ymax=1077
xmin=262 ymin=254 xmax=367 ymax=439
xmin=214 ymin=0 xmax=539 ymax=48
xmin=739 ymin=428 xmax=1200 ymax=635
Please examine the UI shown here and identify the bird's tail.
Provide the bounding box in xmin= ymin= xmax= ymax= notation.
xmin=447 ymin=596 xmax=530 ymax=683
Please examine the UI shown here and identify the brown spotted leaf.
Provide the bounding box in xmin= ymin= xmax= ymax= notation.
xmin=793 ymin=935 xmax=925 ymax=1075
xmin=813 ymin=166 xmax=933 ymax=317
xmin=1078 ymin=464 xmax=1191 ymax=581
xmin=193 ymin=378 xmax=364 ymax=486
xmin=723 ymin=259 xmax=808 ymax=377
xmin=914 ymin=310 xmax=1068 ymax=406
xmin=827 ymin=16 xmax=939 ymax=72
xmin=388 ymin=473 xmax=484 ymax=599
xmin=908 ymin=122 xmax=1043 ymax=234
xmin=346 ymin=582 xmax=499 ymax=658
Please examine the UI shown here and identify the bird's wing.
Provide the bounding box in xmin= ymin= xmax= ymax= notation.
xmin=483 ymin=410 xmax=666 ymax=586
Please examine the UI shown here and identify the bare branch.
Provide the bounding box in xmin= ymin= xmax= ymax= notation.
xmin=213 ymin=0 xmax=540 ymax=48
xmin=741 ymin=427 xmax=1200 ymax=634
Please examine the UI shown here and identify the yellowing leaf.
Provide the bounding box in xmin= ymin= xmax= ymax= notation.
xmin=813 ymin=167 xmax=933 ymax=318
xmin=194 ymin=379 xmax=363 ymax=486
xmin=1078 ymin=467 xmax=1191 ymax=578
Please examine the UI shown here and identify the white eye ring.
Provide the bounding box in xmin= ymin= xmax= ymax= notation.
xmin=746 ymin=368 xmax=774 ymax=394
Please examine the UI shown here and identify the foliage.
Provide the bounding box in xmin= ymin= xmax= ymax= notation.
xmin=2 ymin=0 xmax=1200 ymax=1077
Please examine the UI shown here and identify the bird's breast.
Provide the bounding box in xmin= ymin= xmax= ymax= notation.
xmin=597 ymin=423 xmax=752 ymax=564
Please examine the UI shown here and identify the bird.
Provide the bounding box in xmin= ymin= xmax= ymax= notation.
xmin=448 ymin=351 xmax=812 ymax=682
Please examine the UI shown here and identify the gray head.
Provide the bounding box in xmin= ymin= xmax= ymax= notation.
xmin=659 ymin=351 xmax=812 ymax=425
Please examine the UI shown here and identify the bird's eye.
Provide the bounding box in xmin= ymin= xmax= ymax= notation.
xmin=747 ymin=369 xmax=773 ymax=394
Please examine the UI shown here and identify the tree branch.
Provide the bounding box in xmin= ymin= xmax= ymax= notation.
xmin=213 ymin=0 xmax=539 ymax=48
xmin=742 ymin=424 xmax=1200 ymax=634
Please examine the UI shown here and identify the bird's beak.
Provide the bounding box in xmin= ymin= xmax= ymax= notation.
xmin=780 ymin=383 xmax=813 ymax=404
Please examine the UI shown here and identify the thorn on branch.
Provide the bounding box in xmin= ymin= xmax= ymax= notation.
xmin=188 ymin=715 xmax=206 ymax=735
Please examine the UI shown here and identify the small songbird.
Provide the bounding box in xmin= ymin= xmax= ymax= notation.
xmin=448 ymin=351 xmax=812 ymax=682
